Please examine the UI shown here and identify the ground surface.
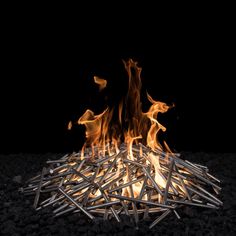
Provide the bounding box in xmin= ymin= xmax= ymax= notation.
xmin=0 ymin=152 xmax=235 ymax=236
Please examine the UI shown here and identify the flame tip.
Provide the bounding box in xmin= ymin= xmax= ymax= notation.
xmin=94 ymin=76 xmax=107 ymax=91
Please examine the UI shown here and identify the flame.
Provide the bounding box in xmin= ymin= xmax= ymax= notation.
xmin=24 ymin=62 xmax=221 ymax=224
xmin=144 ymin=93 xmax=170 ymax=151
xmin=94 ymin=76 xmax=107 ymax=91
xmin=78 ymin=108 xmax=113 ymax=156
xmin=77 ymin=59 xmax=173 ymax=198
xmin=125 ymin=130 xmax=142 ymax=161
xmin=118 ymin=100 xmax=123 ymax=125
xmin=67 ymin=121 xmax=72 ymax=130
xmin=148 ymin=152 xmax=166 ymax=189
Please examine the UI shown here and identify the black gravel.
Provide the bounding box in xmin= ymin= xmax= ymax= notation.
xmin=0 ymin=152 xmax=236 ymax=236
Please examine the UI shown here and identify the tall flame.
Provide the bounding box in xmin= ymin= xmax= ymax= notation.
xmin=76 ymin=59 xmax=172 ymax=199
xmin=78 ymin=59 xmax=171 ymax=154
xmin=144 ymin=93 xmax=170 ymax=151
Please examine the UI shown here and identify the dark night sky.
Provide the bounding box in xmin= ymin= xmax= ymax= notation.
xmin=1 ymin=8 xmax=234 ymax=154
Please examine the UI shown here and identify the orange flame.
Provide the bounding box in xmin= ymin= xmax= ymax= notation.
xmin=77 ymin=59 xmax=173 ymax=198
xmin=144 ymin=93 xmax=170 ymax=151
xmin=78 ymin=59 xmax=171 ymax=153
xmin=67 ymin=121 xmax=72 ymax=130
xmin=94 ymin=76 xmax=107 ymax=91
xmin=78 ymin=108 xmax=113 ymax=156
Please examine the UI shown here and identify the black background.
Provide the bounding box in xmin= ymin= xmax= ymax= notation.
xmin=1 ymin=6 xmax=234 ymax=154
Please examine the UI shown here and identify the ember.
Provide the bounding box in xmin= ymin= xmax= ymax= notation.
xmin=21 ymin=59 xmax=222 ymax=229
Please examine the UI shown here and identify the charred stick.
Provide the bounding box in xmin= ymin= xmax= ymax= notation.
xmin=192 ymin=198 xmax=203 ymax=204
xmin=101 ymin=172 xmax=126 ymax=191
xmin=142 ymin=167 xmax=163 ymax=196
xmin=185 ymin=160 xmax=206 ymax=173
xmin=186 ymin=185 xmax=221 ymax=206
xmin=149 ymin=209 xmax=172 ymax=229
xmin=163 ymin=159 xmax=174 ymax=204
xmin=58 ymin=187 xmax=95 ymax=220
xmin=87 ymin=194 xmax=103 ymax=203
xmin=121 ymin=200 xmax=130 ymax=216
xmin=99 ymin=188 xmax=121 ymax=222
xmin=104 ymin=208 xmax=109 ymax=220
xmin=170 ymin=174 xmax=220 ymax=205
xmin=173 ymin=209 xmax=181 ymax=219
xmin=53 ymin=203 xmax=70 ymax=214
xmin=98 ymin=153 xmax=122 ymax=183
xmin=124 ymin=159 xmax=147 ymax=168
xmin=178 ymin=176 xmax=191 ymax=200
xmin=144 ymin=189 xmax=152 ymax=219
xmin=86 ymin=200 xmax=121 ymax=210
xmin=108 ymin=194 xmax=175 ymax=209
xmin=167 ymin=199 xmax=219 ymax=209
xmin=40 ymin=182 xmax=90 ymax=209
xmin=85 ymin=207 xmax=167 ymax=215
xmin=57 ymin=200 xmax=121 ymax=217
xmin=82 ymin=167 xmax=100 ymax=205
xmin=190 ymin=182 xmax=222 ymax=205
xmin=175 ymin=158 xmax=221 ymax=190
xmin=95 ymin=152 xmax=118 ymax=165
xmin=46 ymin=159 xmax=67 ymax=164
xmin=108 ymin=175 xmax=145 ymax=193
xmin=206 ymin=172 xmax=221 ymax=183
xmin=174 ymin=165 xmax=191 ymax=200
xmin=53 ymin=193 xmax=86 ymax=215
xmin=138 ymin=175 xmax=148 ymax=200
xmin=44 ymin=170 xmax=73 ymax=181
xmin=54 ymin=206 xmax=75 ymax=217
xmin=33 ymin=167 xmax=46 ymax=209
xmin=126 ymin=165 xmax=139 ymax=225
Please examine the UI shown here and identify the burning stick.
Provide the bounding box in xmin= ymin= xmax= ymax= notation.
xmin=21 ymin=148 xmax=222 ymax=228
xmin=58 ymin=187 xmax=95 ymax=220
xmin=21 ymin=148 xmax=223 ymax=228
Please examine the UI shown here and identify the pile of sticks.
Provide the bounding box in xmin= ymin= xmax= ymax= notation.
xmin=20 ymin=144 xmax=222 ymax=229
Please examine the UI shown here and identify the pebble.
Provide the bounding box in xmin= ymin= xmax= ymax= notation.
xmin=4 ymin=202 xmax=11 ymax=207
xmin=12 ymin=175 xmax=22 ymax=184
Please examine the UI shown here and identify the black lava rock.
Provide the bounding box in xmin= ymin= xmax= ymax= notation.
xmin=0 ymin=152 xmax=236 ymax=235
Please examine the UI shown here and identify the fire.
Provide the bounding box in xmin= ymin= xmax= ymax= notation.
xmin=77 ymin=59 xmax=171 ymax=198
xmin=79 ymin=59 xmax=171 ymax=152
xmin=94 ymin=76 xmax=107 ymax=91
xmin=67 ymin=121 xmax=72 ymax=130
xmin=78 ymin=108 xmax=113 ymax=156
xmin=22 ymin=59 xmax=222 ymax=229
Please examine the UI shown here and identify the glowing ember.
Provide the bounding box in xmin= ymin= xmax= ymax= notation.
xmin=21 ymin=59 xmax=222 ymax=229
